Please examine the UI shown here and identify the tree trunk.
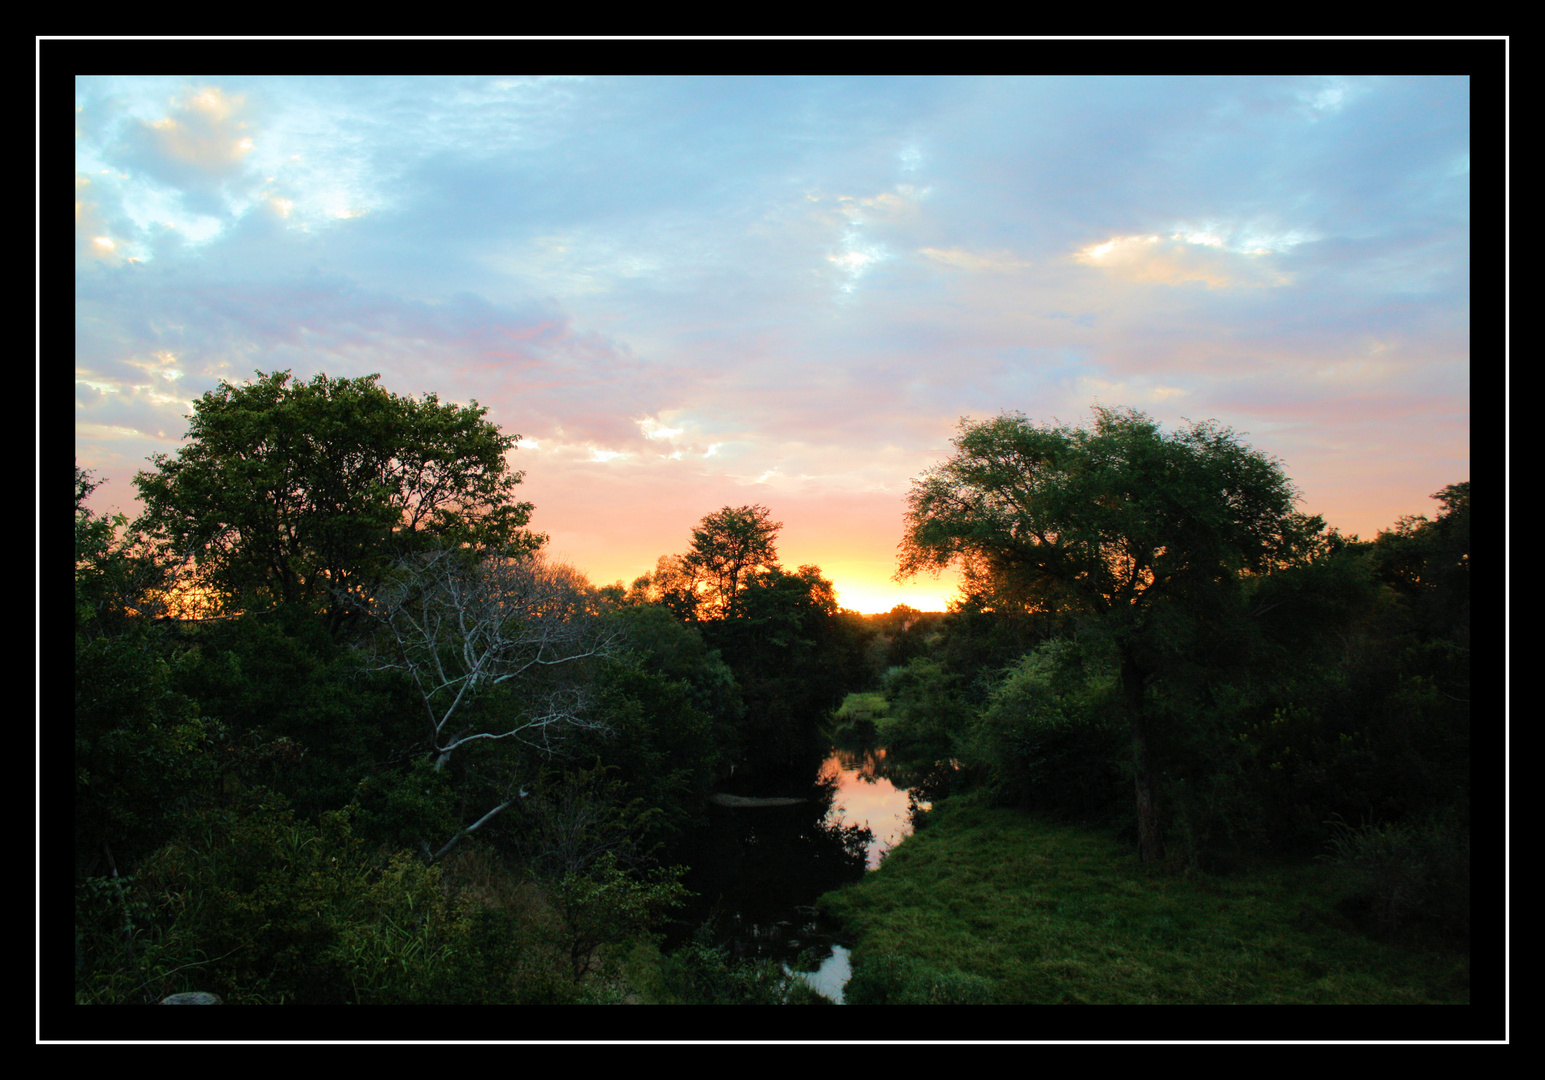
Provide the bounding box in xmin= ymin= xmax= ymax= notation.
xmin=1121 ymin=649 xmax=1164 ymax=864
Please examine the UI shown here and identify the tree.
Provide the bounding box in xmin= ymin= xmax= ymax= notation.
xmin=1370 ymin=481 xmax=1470 ymax=644
xmin=897 ymin=407 xmax=1317 ymax=862
xmin=76 ymin=464 xmax=188 ymax=634
xmin=75 ymin=465 xmax=122 ymax=632
xmin=633 ymin=505 xmax=860 ymax=770
xmin=680 ymin=504 xmax=783 ymax=620
xmin=363 ymin=547 xmax=625 ymax=861
xmin=133 ymin=370 xmax=540 ymax=634
xmin=627 ymin=553 xmax=701 ymax=622
xmin=705 ymin=563 xmax=855 ymax=768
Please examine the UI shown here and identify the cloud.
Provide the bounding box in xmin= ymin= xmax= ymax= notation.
xmin=114 ymin=85 xmax=258 ymax=209
xmin=1073 ymin=233 xmax=1292 ymax=289
xmin=917 ymin=246 xmax=1032 ymax=273
xmin=75 ymin=175 xmax=124 ymax=263
xmin=73 ymin=73 xmax=1471 ymax=611
xmin=143 ymin=87 xmax=254 ymax=174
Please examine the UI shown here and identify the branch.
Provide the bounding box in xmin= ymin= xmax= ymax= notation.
xmin=362 ymin=548 xmax=622 ymax=771
xmin=424 ymin=790 xmax=526 ymax=863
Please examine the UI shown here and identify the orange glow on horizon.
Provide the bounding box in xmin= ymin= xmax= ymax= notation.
xmin=131 ymin=581 xmax=227 ymax=621
xmin=827 ymin=573 xmax=958 ymax=615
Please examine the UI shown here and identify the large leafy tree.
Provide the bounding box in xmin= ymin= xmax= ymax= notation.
xmin=680 ymin=504 xmax=783 ymax=620
xmin=897 ymin=406 xmax=1319 ymax=862
xmin=133 ymin=370 xmax=541 ymax=632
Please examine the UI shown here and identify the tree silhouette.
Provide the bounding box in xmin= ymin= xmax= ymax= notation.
xmin=898 ymin=406 xmax=1320 ymax=862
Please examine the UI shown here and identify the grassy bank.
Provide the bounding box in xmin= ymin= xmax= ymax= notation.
xmin=816 ymin=794 xmax=1470 ymax=1008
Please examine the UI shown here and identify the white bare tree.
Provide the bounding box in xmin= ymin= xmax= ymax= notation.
xmin=362 ymin=547 xmax=626 ymax=861
xmin=369 ymin=546 xmax=624 ymax=766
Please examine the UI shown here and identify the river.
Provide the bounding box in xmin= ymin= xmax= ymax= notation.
xmin=669 ymin=744 xmax=931 ymax=1003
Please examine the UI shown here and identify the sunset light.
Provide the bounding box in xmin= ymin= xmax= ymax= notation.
xmin=69 ymin=61 xmax=1479 ymax=1018
xmin=75 ymin=73 xmax=1469 ymax=618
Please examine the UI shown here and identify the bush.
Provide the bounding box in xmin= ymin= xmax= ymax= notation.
xmin=75 ymin=631 xmax=219 ymax=875
xmin=432 ymin=904 xmax=575 ymax=1004
xmin=1323 ymin=810 xmax=1470 ymax=943
xmin=657 ymin=939 xmax=801 ymax=1004
xmin=1147 ymin=685 xmax=1272 ymax=870
xmin=967 ymin=643 xmax=1125 ymax=821
xmin=878 ymin=658 xmax=972 ymax=763
xmin=552 ymin=852 xmax=690 ymax=983
xmin=118 ymin=790 xmax=470 ymax=1004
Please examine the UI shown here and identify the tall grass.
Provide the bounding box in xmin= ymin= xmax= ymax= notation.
xmin=818 ymin=794 xmax=1470 ymax=1008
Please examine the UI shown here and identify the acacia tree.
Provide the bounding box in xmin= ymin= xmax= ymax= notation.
xmin=898 ymin=406 xmax=1318 ymax=862
xmin=133 ymin=370 xmax=540 ymax=633
xmin=628 ymin=505 xmax=785 ymax=621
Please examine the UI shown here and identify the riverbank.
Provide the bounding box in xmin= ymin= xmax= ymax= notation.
xmin=815 ymin=793 xmax=1472 ymax=1011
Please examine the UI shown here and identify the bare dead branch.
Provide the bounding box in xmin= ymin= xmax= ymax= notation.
xmin=362 ymin=547 xmax=625 ymax=771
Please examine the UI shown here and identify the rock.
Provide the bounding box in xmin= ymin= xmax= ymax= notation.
xmin=160 ymin=992 xmax=223 ymax=1004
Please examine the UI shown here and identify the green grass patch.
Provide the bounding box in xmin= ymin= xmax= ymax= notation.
xmin=817 ymin=794 xmax=1469 ymax=1006
xmin=830 ymin=692 xmax=890 ymax=746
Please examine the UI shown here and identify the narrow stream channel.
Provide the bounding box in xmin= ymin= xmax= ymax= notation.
xmin=671 ymin=744 xmax=931 ymax=1003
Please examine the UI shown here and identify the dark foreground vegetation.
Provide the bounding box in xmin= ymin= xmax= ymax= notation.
xmin=73 ymin=371 xmax=1470 ymax=1011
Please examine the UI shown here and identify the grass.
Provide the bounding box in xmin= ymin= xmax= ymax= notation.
xmin=816 ymin=793 xmax=1471 ymax=1008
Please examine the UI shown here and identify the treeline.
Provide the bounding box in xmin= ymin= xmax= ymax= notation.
xmin=73 ymin=371 xmax=868 ymax=1005
xmin=72 ymin=373 xmax=1469 ymax=1006
xmin=831 ymin=410 xmax=1470 ymax=948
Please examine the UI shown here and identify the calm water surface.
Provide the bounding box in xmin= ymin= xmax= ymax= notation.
xmin=818 ymin=747 xmax=930 ymax=870
xmin=672 ymin=745 xmax=930 ymax=1003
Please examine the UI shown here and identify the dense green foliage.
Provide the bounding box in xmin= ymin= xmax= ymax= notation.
xmin=898 ymin=406 xmax=1326 ymax=863
xmin=73 ymin=386 xmax=1471 ymax=1008
xmin=73 ymin=382 xmax=871 ymax=1006
xmin=88 ymin=792 xmax=468 ymax=1005
xmin=132 ymin=370 xmax=541 ymax=632
xmin=653 ymin=935 xmax=829 ymax=1004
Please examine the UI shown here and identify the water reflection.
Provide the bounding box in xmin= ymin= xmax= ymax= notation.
xmin=795 ymin=942 xmax=851 ymax=1004
xmin=671 ymin=752 xmax=868 ymax=958
xmin=667 ymin=744 xmax=933 ymax=1001
xmin=819 ymin=748 xmax=930 ymax=870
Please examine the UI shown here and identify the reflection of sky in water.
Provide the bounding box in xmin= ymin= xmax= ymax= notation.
xmin=820 ymin=750 xmax=927 ymax=870
xmin=794 ymin=943 xmax=851 ymax=1004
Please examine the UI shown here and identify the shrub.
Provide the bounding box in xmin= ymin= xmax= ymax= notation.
xmin=878 ymin=658 xmax=972 ymax=761
xmin=1323 ymin=810 xmax=1470 ymax=943
xmin=657 ymin=938 xmax=800 ymax=1004
xmin=967 ymin=643 xmax=1125 ymax=821
xmin=121 ymin=790 xmax=471 ymax=1004
xmin=552 ymin=851 xmax=690 ymax=983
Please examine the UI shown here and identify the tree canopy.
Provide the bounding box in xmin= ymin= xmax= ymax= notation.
xmin=899 ymin=407 xmax=1316 ymax=618
xmin=681 ymin=504 xmax=783 ymax=620
xmin=897 ymin=406 xmax=1318 ymax=861
xmin=133 ymin=370 xmax=541 ymax=630
xmin=631 ymin=504 xmax=784 ymax=621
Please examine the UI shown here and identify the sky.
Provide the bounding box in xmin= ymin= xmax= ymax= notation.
xmin=72 ymin=70 xmax=1472 ymax=614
